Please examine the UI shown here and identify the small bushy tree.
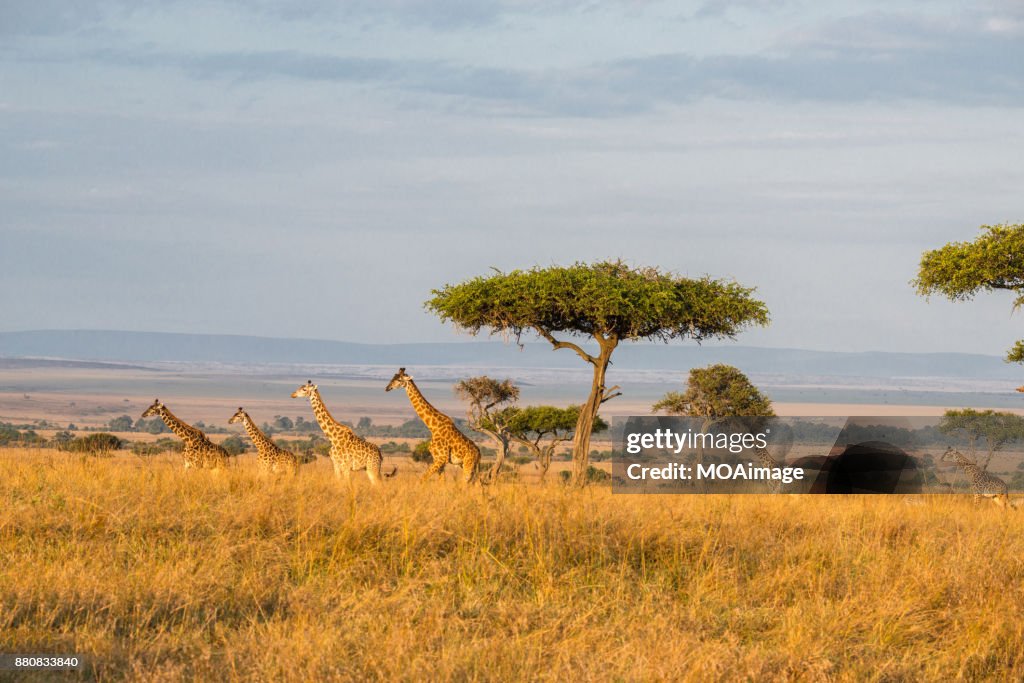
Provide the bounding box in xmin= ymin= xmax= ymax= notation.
xmin=504 ymin=405 xmax=607 ymax=481
xmin=455 ymin=376 xmax=520 ymax=483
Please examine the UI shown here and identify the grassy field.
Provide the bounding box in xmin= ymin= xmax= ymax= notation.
xmin=2 ymin=449 xmax=1024 ymax=681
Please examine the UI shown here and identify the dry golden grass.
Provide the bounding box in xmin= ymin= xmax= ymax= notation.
xmin=2 ymin=448 xmax=1024 ymax=682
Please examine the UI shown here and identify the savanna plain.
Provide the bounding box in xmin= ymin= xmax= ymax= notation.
xmin=3 ymin=448 xmax=1023 ymax=682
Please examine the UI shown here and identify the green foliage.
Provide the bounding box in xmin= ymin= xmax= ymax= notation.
xmin=107 ymin=415 xmax=134 ymax=432
xmin=353 ymin=418 xmax=431 ymax=440
xmin=379 ymin=441 xmax=411 ymax=454
xmin=275 ymin=434 xmax=329 ymax=459
xmin=653 ymin=364 xmax=774 ymax=421
xmin=426 ymin=260 xmax=769 ymax=343
xmin=220 ymin=435 xmax=248 ymax=456
xmin=63 ymin=433 xmax=123 ymax=455
xmin=273 ymin=416 xmax=294 ymax=431
xmin=131 ymin=439 xmax=181 ymax=456
xmin=51 ymin=431 xmax=75 ymax=449
xmin=559 ymin=466 xmax=609 ymax=484
xmin=503 ymin=405 xmax=607 ymax=441
xmin=412 ymin=440 xmax=433 ymax=463
xmin=135 ymin=417 xmax=170 ymax=434
xmin=913 ymin=224 xmax=1024 ymax=361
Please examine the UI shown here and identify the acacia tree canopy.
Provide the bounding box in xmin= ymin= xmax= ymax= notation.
xmin=427 ymin=261 xmax=770 ymax=350
xmin=913 ymin=224 xmax=1024 ymax=362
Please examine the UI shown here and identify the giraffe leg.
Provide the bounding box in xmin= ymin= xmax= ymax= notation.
xmin=421 ymin=458 xmax=445 ymax=482
xmin=463 ymin=454 xmax=480 ymax=485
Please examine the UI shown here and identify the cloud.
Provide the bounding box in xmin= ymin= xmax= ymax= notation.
xmin=0 ymin=0 xmax=104 ymax=36
xmin=75 ymin=8 xmax=1024 ymax=117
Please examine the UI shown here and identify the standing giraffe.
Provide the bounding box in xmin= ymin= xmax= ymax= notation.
xmin=291 ymin=381 xmax=394 ymax=484
xmin=385 ymin=368 xmax=480 ymax=483
xmin=942 ymin=447 xmax=1010 ymax=508
xmin=228 ymin=408 xmax=298 ymax=474
xmin=751 ymin=445 xmax=783 ymax=493
xmin=141 ymin=399 xmax=228 ymax=470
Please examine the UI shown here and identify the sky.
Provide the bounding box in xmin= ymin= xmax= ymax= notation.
xmin=1 ymin=0 xmax=1023 ymax=355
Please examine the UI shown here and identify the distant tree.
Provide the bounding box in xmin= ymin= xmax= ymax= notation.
xmin=654 ymin=364 xmax=774 ymax=487
xmin=427 ymin=261 xmax=769 ymax=485
xmin=51 ymin=430 xmax=74 ymax=449
xmin=412 ymin=440 xmax=433 ymax=464
xmin=220 ymin=435 xmax=249 ymax=456
xmin=273 ymin=416 xmax=294 ymax=431
xmin=938 ymin=409 xmax=1024 ymax=471
xmin=913 ymin=223 xmax=1024 ymax=363
xmin=455 ymin=376 xmax=521 ymax=483
xmin=357 ymin=416 xmax=373 ymax=431
xmin=653 ymin=364 xmax=775 ymax=424
xmin=107 ymin=415 xmax=134 ymax=432
xmin=504 ymin=405 xmax=607 ymax=482
xmin=136 ymin=417 xmax=169 ymax=434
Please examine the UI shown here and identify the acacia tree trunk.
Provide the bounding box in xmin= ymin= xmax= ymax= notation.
xmin=487 ymin=434 xmax=510 ymax=483
xmin=570 ymin=338 xmax=617 ymax=487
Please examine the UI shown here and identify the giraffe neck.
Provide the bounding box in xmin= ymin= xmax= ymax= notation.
xmin=307 ymin=388 xmax=351 ymax=436
xmin=952 ymin=453 xmax=980 ymax=477
xmin=754 ymin=446 xmax=779 ymax=468
xmin=240 ymin=413 xmax=276 ymax=453
xmin=158 ymin=406 xmax=203 ymax=442
xmin=404 ymin=379 xmax=446 ymax=432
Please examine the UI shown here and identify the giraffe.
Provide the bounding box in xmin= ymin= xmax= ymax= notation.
xmin=228 ymin=407 xmax=298 ymax=475
xmin=141 ymin=399 xmax=228 ymax=470
xmin=291 ymin=381 xmax=395 ymax=484
xmin=385 ymin=368 xmax=480 ymax=483
xmin=942 ymin=447 xmax=1010 ymax=508
xmin=751 ymin=445 xmax=783 ymax=493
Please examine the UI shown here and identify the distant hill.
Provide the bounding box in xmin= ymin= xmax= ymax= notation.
xmin=0 ymin=329 xmax=1019 ymax=380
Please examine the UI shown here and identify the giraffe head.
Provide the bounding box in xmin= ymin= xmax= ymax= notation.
xmin=385 ymin=367 xmax=412 ymax=392
xmin=941 ymin=447 xmax=967 ymax=464
xmin=228 ymin=407 xmax=247 ymax=425
xmin=291 ymin=380 xmax=317 ymax=399
xmin=141 ymin=399 xmax=162 ymax=418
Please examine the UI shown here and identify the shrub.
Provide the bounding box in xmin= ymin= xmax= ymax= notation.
xmin=412 ymin=440 xmax=433 ymax=463
xmin=559 ymin=466 xmax=609 ymax=485
xmin=220 ymin=435 xmax=248 ymax=456
xmin=64 ymin=433 xmax=123 ymax=455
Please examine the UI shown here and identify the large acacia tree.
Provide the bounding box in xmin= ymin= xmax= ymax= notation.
xmin=427 ymin=261 xmax=770 ymax=486
xmin=913 ymin=223 xmax=1024 ymax=362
